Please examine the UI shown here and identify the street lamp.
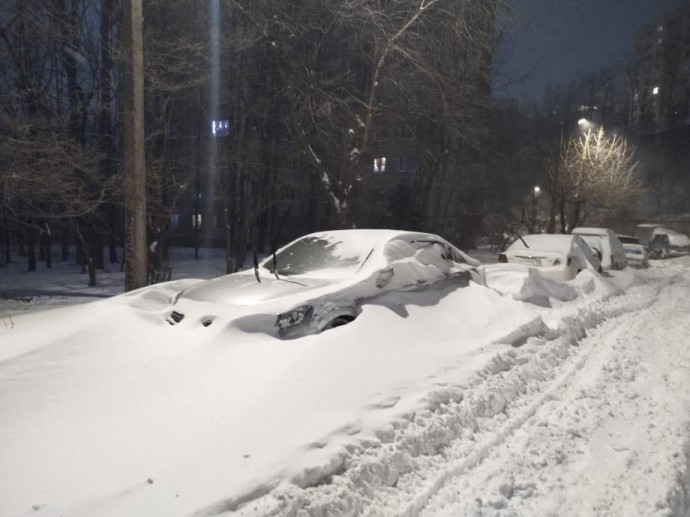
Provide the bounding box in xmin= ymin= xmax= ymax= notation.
xmin=531 ymin=185 xmax=540 ymax=233
xmin=578 ymin=118 xmax=593 ymax=130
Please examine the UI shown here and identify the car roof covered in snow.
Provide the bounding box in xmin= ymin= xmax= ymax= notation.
xmin=572 ymin=227 xmax=614 ymax=236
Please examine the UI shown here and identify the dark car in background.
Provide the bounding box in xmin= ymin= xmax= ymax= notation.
xmin=648 ymin=230 xmax=690 ymax=259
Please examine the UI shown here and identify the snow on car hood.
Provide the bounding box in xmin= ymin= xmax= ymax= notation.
xmin=176 ymin=272 xmax=333 ymax=305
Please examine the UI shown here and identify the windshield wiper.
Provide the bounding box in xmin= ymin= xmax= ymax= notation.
xmin=272 ymin=250 xmax=280 ymax=280
xmin=517 ymin=234 xmax=530 ymax=248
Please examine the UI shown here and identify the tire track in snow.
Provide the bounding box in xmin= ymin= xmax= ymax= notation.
xmin=418 ymin=266 xmax=690 ymax=516
xmin=228 ymin=266 xmax=683 ymax=516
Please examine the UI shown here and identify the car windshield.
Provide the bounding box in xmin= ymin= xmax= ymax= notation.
xmin=509 ymin=234 xmax=573 ymax=254
xmin=617 ymin=236 xmax=639 ymax=244
xmin=262 ymin=235 xmax=374 ymax=276
xmin=575 ymin=233 xmax=604 ymax=240
xmin=577 ymin=235 xmax=603 ymax=249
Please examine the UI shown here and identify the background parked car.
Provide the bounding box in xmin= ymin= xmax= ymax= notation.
xmin=571 ymin=227 xmax=627 ymax=270
xmin=617 ymin=234 xmax=649 ymax=268
xmin=635 ymin=223 xmax=667 ymax=247
xmin=498 ymin=233 xmax=601 ymax=281
xmin=648 ymin=229 xmax=690 ymax=258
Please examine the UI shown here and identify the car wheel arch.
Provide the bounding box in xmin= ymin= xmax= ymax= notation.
xmin=311 ymin=302 xmax=360 ymax=333
xmin=320 ymin=314 xmax=356 ymax=331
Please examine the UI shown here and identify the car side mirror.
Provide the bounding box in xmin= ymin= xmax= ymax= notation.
xmin=375 ymin=265 xmax=395 ymax=288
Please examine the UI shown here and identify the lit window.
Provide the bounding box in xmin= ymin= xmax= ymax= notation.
xmin=652 ymin=86 xmax=660 ymax=95
xmin=373 ymin=157 xmax=386 ymax=173
xmin=211 ymin=119 xmax=231 ymax=137
xmin=658 ymin=37 xmax=663 ymax=45
xmin=658 ymin=25 xmax=664 ymax=32
xmin=192 ymin=214 xmax=202 ymax=227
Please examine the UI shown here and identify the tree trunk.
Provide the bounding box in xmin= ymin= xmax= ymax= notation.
xmin=44 ymin=232 xmax=52 ymax=269
xmin=224 ymin=208 xmax=236 ymax=274
xmin=27 ymin=240 xmax=36 ymax=272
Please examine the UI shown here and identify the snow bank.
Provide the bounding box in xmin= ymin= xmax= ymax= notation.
xmin=485 ymin=264 xmax=624 ymax=310
xmin=234 ymin=263 xmax=690 ymax=516
xmin=3 ymin=250 xmax=690 ymax=517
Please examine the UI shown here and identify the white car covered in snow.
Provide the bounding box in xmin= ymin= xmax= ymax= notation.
xmin=572 ymin=227 xmax=627 ymax=270
xmin=617 ymin=234 xmax=649 ymax=268
xmin=165 ymin=229 xmax=485 ymax=338
xmin=648 ymin=227 xmax=690 ymax=258
xmin=498 ymin=233 xmax=601 ymax=281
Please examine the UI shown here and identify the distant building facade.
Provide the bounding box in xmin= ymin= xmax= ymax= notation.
xmin=632 ymin=6 xmax=690 ymax=133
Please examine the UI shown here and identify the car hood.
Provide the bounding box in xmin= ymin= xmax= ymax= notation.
xmin=176 ymin=272 xmax=334 ymax=306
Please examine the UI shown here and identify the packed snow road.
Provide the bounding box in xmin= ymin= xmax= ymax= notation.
xmin=237 ymin=260 xmax=690 ymax=516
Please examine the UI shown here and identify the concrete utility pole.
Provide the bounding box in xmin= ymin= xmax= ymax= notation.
xmin=121 ymin=0 xmax=147 ymax=291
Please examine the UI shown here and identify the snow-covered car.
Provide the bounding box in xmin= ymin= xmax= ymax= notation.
xmin=635 ymin=223 xmax=667 ymax=247
xmin=617 ymin=234 xmax=649 ymax=268
xmin=497 ymin=233 xmax=601 ymax=281
xmin=571 ymin=227 xmax=627 ymax=270
xmin=165 ymin=229 xmax=485 ymax=338
xmin=648 ymin=229 xmax=690 ymax=258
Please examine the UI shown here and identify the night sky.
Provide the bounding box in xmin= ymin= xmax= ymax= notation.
xmin=499 ymin=0 xmax=687 ymax=102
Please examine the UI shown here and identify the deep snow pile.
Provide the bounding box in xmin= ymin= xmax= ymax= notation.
xmin=1 ymin=253 xmax=690 ymax=517
xmin=232 ymin=262 xmax=690 ymax=517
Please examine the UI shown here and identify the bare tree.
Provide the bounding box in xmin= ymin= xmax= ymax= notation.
xmin=0 ymin=0 xmax=117 ymax=276
xmin=226 ymin=0 xmax=498 ymax=231
xmin=559 ymin=128 xmax=643 ymax=229
xmin=142 ymin=0 xmax=209 ymax=279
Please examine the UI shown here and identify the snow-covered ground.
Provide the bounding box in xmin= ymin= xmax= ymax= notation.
xmin=1 ymin=248 xmax=690 ymax=517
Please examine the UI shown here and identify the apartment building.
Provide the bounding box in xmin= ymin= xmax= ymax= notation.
xmin=633 ymin=6 xmax=690 ymax=132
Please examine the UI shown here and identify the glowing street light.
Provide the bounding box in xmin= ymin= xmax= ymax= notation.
xmin=578 ymin=118 xmax=594 ymax=130
xmin=531 ymin=185 xmax=541 ymax=232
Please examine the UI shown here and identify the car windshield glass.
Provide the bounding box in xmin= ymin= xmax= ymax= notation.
xmin=618 ymin=236 xmax=638 ymax=244
xmin=263 ymin=236 xmax=373 ymax=275
xmin=509 ymin=234 xmax=572 ymax=254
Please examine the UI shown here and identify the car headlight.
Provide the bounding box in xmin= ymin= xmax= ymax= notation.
xmin=276 ymin=305 xmax=313 ymax=329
